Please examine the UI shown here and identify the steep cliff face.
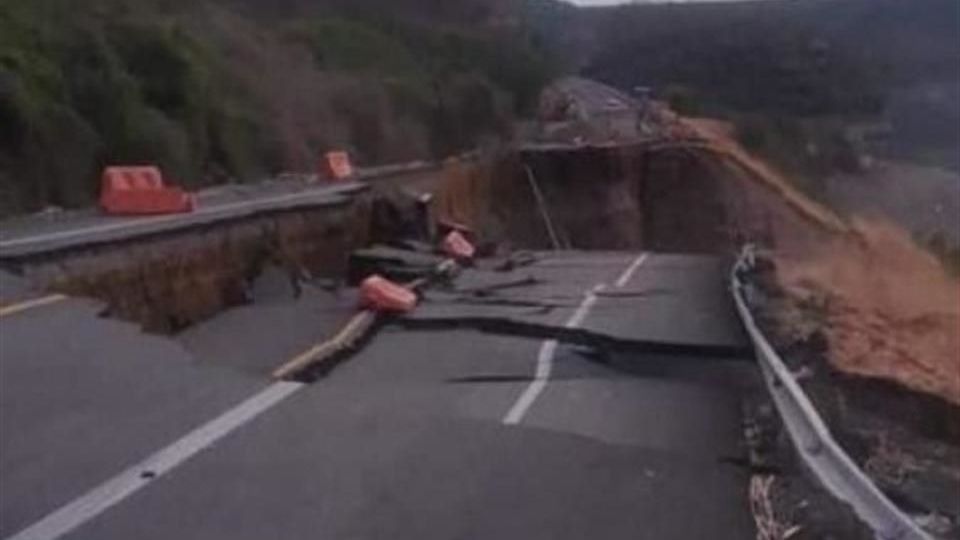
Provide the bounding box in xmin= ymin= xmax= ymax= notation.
xmin=507 ymin=141 xmax=832 ymax=257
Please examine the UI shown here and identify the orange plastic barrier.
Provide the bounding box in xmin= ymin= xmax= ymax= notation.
xmin=359 ymin=275 xmax=417 ymax=313
xmin=319 ymin=151 xmax=354 ymax=181
xmin=442 ymin=230 xmax=476 ymax=260
xmin=99 ymin=166 xmax=194 ymax=215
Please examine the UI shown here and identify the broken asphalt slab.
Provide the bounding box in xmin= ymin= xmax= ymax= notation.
xmin=1 ymin=249 xmax=759 ymax=540
xmin=400 ymin=251 xmax=749 ymax=358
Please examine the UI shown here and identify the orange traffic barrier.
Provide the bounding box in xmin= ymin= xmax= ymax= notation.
xmin=99 ymin=166 xmax=194 ymax=215
xmin=442 ymin=230 xmax=476 ymax=260
xmin=319 ymin=151 xmax=354 ymax=181
xmin=359 ymin=275 xmax=417 ymax=313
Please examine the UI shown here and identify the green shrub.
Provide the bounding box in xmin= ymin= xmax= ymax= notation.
xmin=0 ymin=1 xmax=556 ymax=215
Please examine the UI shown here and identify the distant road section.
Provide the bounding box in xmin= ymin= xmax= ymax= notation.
xmin=554 ymin=76 xmax=637 ymax=118
xmin=526 ymin=77 xmax=653 ymax=148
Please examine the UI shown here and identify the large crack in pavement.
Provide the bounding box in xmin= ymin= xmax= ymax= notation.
xmin=392 ymin=315 xmax=750 ymax=360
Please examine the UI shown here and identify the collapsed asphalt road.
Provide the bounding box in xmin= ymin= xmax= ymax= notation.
xmin=0 ymin=251 xmax=759 ymax=539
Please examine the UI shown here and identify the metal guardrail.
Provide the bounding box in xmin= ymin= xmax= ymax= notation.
xmin=730 ymin=246 xmax=931 ymax=540
xmin=0 ymin=158 xmax=457 ymax=260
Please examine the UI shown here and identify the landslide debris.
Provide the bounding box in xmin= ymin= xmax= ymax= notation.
xmin=686 ymin=113 xmax=959 ymax=534
xmin=681 ymin=115 xmax=958 ymax=407
xmin=776 ymin=220 xmax=959 ymax=406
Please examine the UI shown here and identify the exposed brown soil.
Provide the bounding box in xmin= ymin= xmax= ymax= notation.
xmin=682 ymin=117 xmax=849 ymax=235
xmin=752 ymin=257 xmax=960 ymax=536
xmin=776 ymin=220 xmax=960 ymax=406
xmin=680 ymin=116 xmax=959 ymax=406
xmin=41 ymin=200 xmax=371 ymax=333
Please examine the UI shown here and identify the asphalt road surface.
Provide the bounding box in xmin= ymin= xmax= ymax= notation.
xmin=0 ymin=161 xmax=436 ymax=259
xmin=0 ymin=251 xmax=758 ymax=539
xmin=553 ymin=77 xmax=637 ymax=119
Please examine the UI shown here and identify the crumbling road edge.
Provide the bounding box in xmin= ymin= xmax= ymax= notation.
xmin=730 ymin=246 xmax=931 ymax=540
xmin=271 ymin=259 xmax=459 ymax=381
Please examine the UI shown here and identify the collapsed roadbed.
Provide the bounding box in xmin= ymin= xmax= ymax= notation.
xmin=1 ymin=245 xmax=766 ymax=540
xmin=2 ymin=99 xmax=954 ymax=539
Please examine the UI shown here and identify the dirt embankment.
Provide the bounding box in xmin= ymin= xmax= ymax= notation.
xmin=14 ymin=113 xmax=957 ymax=404
xmin=777 ymin=221 xmax=960 ymax=405
xmin=678 ymin=116 xmax=959 ymax=405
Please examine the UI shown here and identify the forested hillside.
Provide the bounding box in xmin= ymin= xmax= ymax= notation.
xmin=576 ymin=0 xmax=960 ymax=179
xmin=3 ymin=0 xmax=957 ymax=216
xmin=0 ymin=0 xmax=556 ymax=214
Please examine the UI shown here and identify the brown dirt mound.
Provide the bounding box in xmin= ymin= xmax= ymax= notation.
xmin=676 ymin=115 xmax=959 ymax=405
xmin=776 ymin=219 xmax=960 ymax=405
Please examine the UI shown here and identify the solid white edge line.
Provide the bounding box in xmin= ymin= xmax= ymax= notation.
xmin=0 ymin=294 xmax=68 ymax=318
xmin=503 ymin=252 xmax=649 ymax=425
xmin=5 ymin=381 xmax=303 ymax=540
xmin=615 ymin=253 xmax=649 ymax=288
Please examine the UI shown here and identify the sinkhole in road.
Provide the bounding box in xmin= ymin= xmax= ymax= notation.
xmin=10 ymin=142 xmax=767 ymax=342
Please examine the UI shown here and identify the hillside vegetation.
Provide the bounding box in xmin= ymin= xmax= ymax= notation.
xmin=576 ymin=0 xmax=960 ymax=180
xmin=0 ymin=0 xmax=555 ymax=215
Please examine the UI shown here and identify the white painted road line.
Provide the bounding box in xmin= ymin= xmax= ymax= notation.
xmin=502 ymin=339 xmax=559 ymax=425
xmin=615 ymin=253 xmax=649 ymax=288
xmin=0 ymin=294 xmax=68 ymax=318
xmin=503 ymin=253 xmax=648 ymax=425
xmin=5 ymin=381 xmax=303 ymax=540
xmin=503 ymin=287 xmax=602 ymax=425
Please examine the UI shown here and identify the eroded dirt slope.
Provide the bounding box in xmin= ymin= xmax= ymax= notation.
xmin=777 ymin=220 xmax=960 ymax=405
xmin=683 ymin=116 xmax=959 ymax=405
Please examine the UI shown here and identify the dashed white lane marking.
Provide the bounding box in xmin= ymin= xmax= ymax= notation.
xmin=5 ymin=381 xmax=303 ymax=540
xmin=502 ymin=253 xmax=649 ymax=425
xmin=501 ymin=340 xmax=557 ymax=426
xmin=615 ymin=253 xmax=649 ymax=288
xmin=501 ymin=288 xmax=600 ymax=425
